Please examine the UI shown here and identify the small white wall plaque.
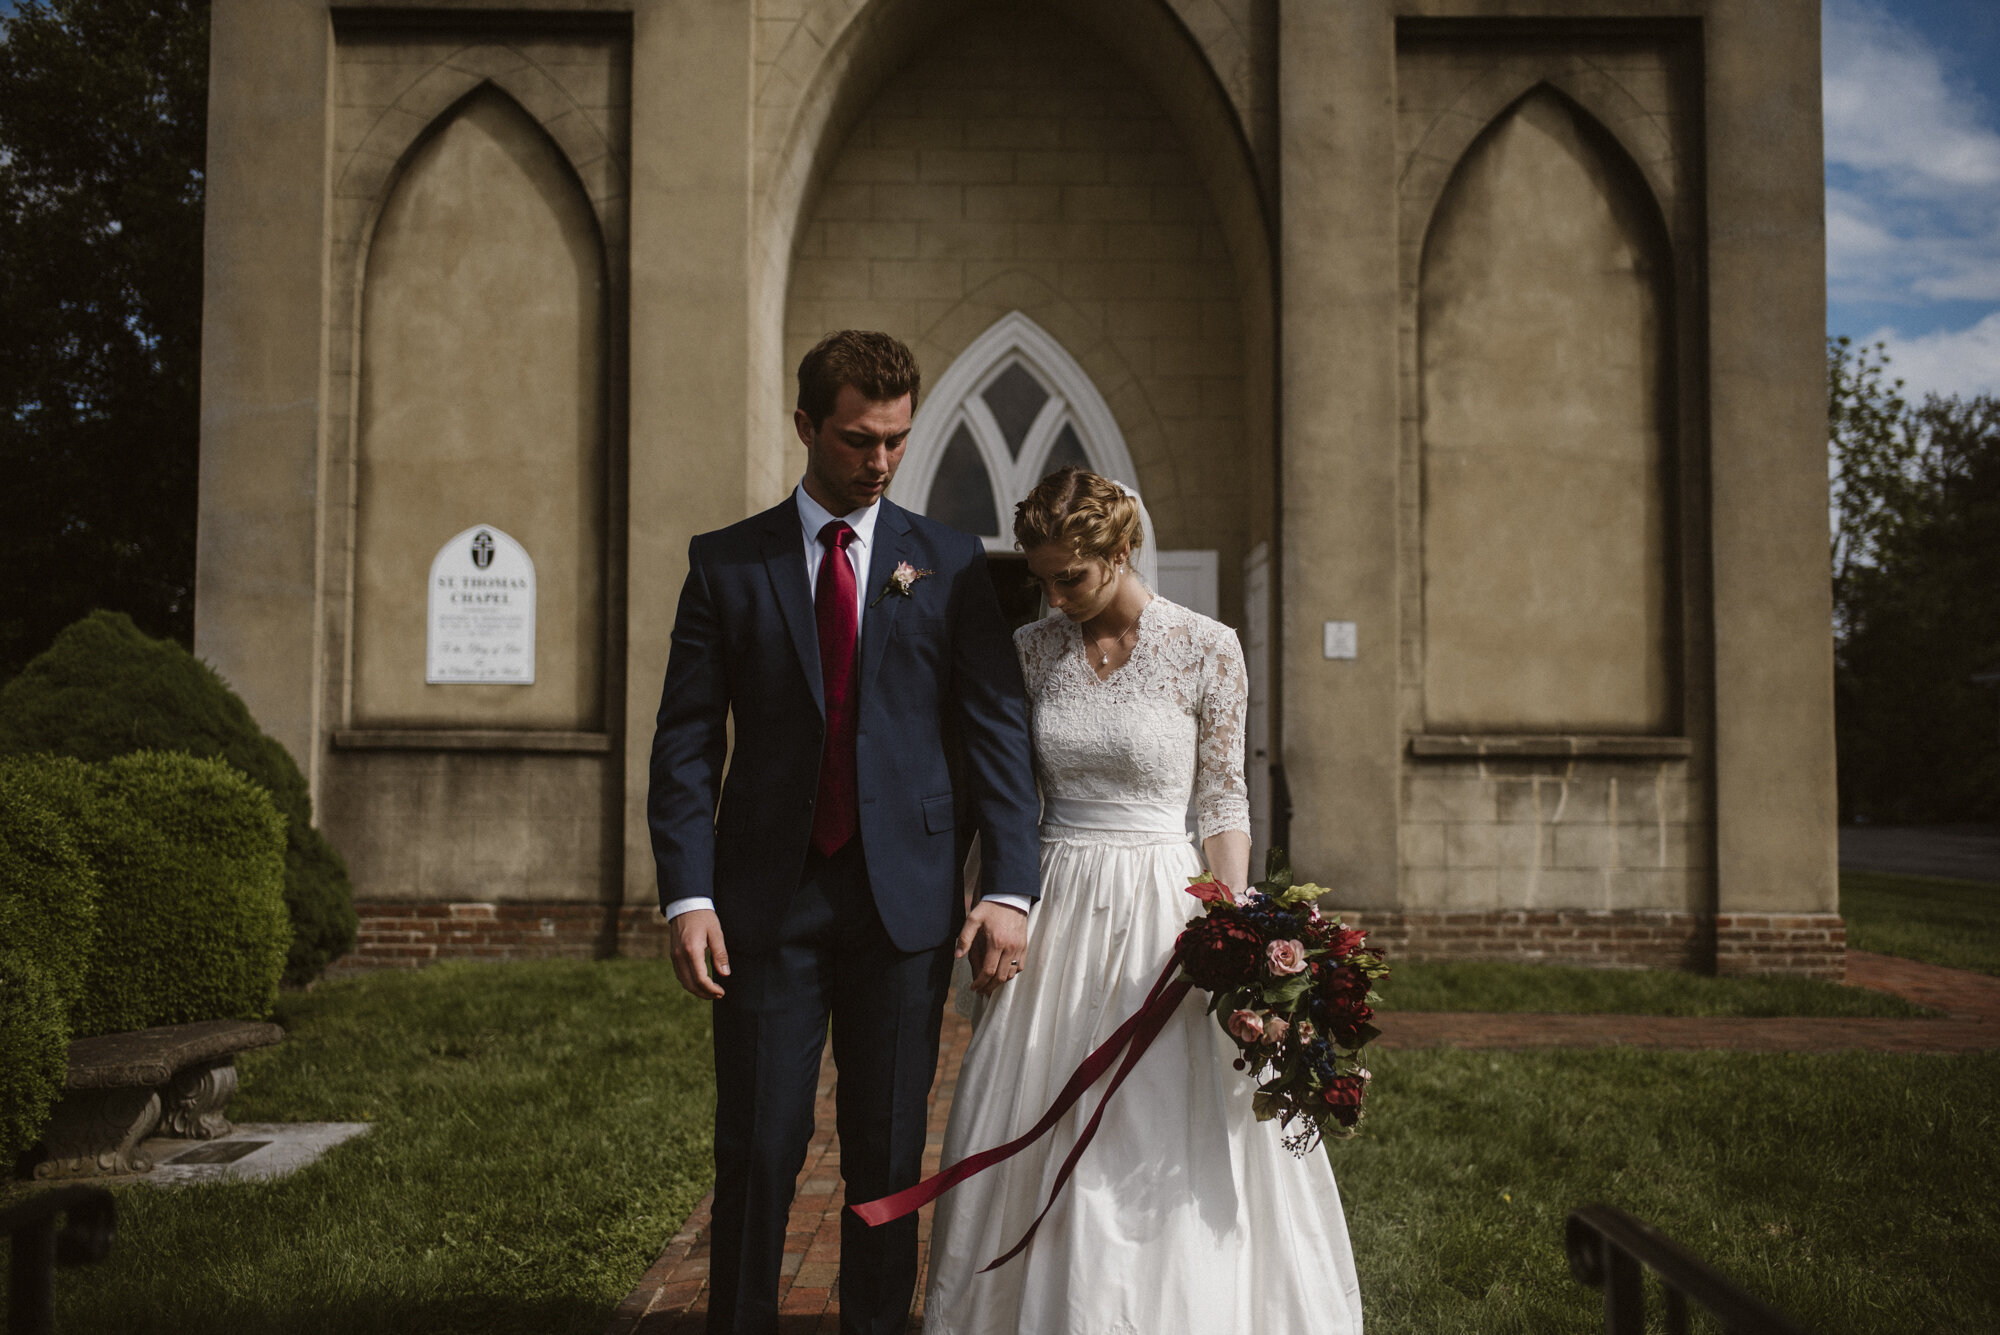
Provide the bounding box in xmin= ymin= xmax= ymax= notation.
xmin=427 ymin=525 xmax=535 ymax=684
xmin=1323 ymin=620 xmax=1358 ymax=660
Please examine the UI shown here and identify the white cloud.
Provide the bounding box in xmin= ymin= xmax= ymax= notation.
xmin=1865 ymin=312 xmax=2000 ymax=401
xmin=1823 ymin=0 xmax=2000 ymax=193
xmin=1822 ymin=0 xmax=2000 ymax=372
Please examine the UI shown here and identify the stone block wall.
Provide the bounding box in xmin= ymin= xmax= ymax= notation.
xmin=783 ymin=6 xmax=1254 ymax=623
xmin=1400 ymin=760 xmax=1707 ymax=914
xmin=319 ymin=749 xmax=613 ymax=905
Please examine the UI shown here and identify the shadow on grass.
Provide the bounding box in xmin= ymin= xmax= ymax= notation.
xmin=51 ymin=1291 xmax=612 ymax=1335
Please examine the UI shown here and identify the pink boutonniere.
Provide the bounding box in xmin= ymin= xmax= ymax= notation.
xmin=870 ymin=560 xmax=932 ymax=607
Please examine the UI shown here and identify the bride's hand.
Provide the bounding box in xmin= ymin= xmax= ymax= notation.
xmin=958 ymin=899 xmax=1029 ymax=995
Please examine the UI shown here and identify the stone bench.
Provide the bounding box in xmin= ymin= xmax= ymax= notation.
xmin=29 ymin=1019 xmax=284 ymax=1180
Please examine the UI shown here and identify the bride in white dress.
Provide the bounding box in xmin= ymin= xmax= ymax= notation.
xmin=923 ymin=469 xmax=1364 ymax=1335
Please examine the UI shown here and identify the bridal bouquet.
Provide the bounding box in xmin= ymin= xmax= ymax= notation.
xmin=1177 ymin=850 xmax=1388 ymax=1154
xmin=855 ymin=850 xmax=1387 ymax=1265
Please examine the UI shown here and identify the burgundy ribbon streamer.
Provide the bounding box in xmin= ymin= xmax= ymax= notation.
xmin=849 ymin=952 xmax=1192 ymax=1272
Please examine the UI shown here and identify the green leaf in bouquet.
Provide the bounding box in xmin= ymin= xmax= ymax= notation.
xmin=1261 ymin=974 xmax=1314 ymax=1008
xmin=1346 ymin=1021 xmax=1381 ymax=1050
xmin=1250 ymin=1090 xmax=1281 ymax=1122
xmin=1273 ymin=880 xmax=1327 ymax=908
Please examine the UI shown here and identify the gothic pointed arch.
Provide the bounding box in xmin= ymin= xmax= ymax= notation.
xmin=1403 ymin=73 xmax=1680 ymax=277
xmin=350 ymin=84 xmax=608 ymax=729
xmin=1417 ymin=83 xmax=1679 ymax=734
xmin=892 ymin=312 xmax=1156 ymax=555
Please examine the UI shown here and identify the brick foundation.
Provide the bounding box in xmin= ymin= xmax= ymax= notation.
xmin=329 ymin=901 xmax=675 ymax=975
xmin=332 ymin=901 xmax=1846 ymax=982
xmin=1336 ymin=909 xmax=1707 ymax=970
xmin=1331 ymin=909 xmax=1846 ymax=980
xmin=1715 ymin=913 xmax=1847 ymax=982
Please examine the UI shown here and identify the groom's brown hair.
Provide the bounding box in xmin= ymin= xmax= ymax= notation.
xmin=796 ymin=330 xmax=921 ymax=428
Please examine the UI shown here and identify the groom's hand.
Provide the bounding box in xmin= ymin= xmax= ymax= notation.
xmin=669 ymin=909 xmax=731 ymax=1000
xmin=957 ymin=900 xmax=1028 ymax=996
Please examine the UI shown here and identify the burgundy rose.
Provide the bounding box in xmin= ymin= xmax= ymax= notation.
xmin=1177 ymin=915 xmax=1264 ymax=992
xmin=1322 ymin=1074 xmax=1367 ymax=1127
xmin=1318 ymin=964 xmax=1371 ymax=1002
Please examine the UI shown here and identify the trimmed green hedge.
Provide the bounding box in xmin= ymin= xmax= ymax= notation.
xmin=0 ymin=752 xmax=290 ymax=1160
xmin=0 ymin=947 xmax=67 ymax=1167
xmin=0 ymin=761 xmax=100 ymax=1164
xmin=0 ymin=757 xmax=102 ymax=1010
xmin=61 ymin=752 xmax=292 ymax=1036
xmin=0 ymin=610 xmax=356 ymax=982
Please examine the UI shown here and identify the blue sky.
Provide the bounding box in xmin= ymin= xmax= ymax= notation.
xmin=1824 ymin=0 xmax=2000 ymax=400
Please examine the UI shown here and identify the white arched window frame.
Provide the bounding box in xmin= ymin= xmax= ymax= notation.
xmin=893 ymin=311 xmax=1157 ymax=557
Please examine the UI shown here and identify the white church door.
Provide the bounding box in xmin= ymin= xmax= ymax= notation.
xmin=891 ymin=311 xmax=1219 ymax=621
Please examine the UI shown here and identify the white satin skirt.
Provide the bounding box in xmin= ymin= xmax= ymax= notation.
xmin=922 ymin=812 xmax=1364 ymax=1335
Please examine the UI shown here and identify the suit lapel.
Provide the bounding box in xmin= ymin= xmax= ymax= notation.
xmin=762 ymin=499 xmax=824 ymax=717
xmin=857 ymin=500 xmax=912 ymax=703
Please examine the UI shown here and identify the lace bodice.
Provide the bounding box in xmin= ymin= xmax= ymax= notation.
xmin=1014 ymin=596 xmax=1251 ymax=843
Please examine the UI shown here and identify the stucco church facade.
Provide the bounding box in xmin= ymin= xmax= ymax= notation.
xmin=195 ymin=0 xmax=1841 ymax=976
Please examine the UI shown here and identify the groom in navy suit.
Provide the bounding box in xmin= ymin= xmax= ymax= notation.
xmin=649 ymin=330 xmax=1041 ymax=1335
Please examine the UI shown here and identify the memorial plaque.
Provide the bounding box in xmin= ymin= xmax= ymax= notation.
xmin=427 ymin=525 xmax=536 ymax=684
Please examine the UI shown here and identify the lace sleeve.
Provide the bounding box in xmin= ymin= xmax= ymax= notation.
xmin=1194 ymin=622 xmax=1251 ymax=841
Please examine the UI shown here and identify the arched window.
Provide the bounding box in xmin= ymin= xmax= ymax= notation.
xmin=893 ymin=312 xmax=1154 ymax=556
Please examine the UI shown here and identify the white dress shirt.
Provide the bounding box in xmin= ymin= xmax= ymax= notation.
xmin=667 ymin=482 xmax=1030 ymax=922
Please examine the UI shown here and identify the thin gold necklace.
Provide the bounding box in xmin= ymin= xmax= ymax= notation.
xmin=1091 ymin=620 xmax=1137 ymax=668
xmin=1086 ymin=590 xmax=1145 ymax=668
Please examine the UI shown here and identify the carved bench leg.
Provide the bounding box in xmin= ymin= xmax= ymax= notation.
xmin=160 ymin=1058 xmax=239 ymax=1140
xmin=32 ymin=1089 xmax=162 ymax=1179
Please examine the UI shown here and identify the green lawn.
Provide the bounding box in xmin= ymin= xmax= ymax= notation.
xmin=7 ymin=954 xmax=1993 ymax=1333
xmin=1842 ymin=869 xmax=2000 ymax=975
xmin=1383 ymin=959 xmax=1932 ymax=1017
xmin=1339 ymin=1046 xmax=2000 ymax=1334
xmin=13 ymin=960 xmax=716 ymax=1335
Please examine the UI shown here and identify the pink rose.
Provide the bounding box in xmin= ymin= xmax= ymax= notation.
xmin=1262 ymin=1016 xmax=1289 ymax=1045
xmin=1226 ymin=1009 xmax=1266 ymax=1044
xmin=1266 ymin=938 xmax=1307 ymax=976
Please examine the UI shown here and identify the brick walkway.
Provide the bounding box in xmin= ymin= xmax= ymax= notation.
xmin=1372 ymin=951 xmax=2000 ymax=1054
xmin=606 ymin=1011 xmax=970 ymax=1334
xmin=605 ymin=951 xmax=1999 ymax=1333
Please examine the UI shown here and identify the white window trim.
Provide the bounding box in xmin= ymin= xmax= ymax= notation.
xmin=893 ymin=311 xmax=1155 ymax=556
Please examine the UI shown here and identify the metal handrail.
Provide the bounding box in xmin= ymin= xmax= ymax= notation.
xmin=1566 ymin=1203 xmax=1811 ymax=1335
xmin=2 ymin=1187 xmax=115 ymax=1335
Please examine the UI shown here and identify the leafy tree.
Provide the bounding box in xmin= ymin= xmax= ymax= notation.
xmin=0 ymin=0 xmax=208 ymax=679
xmin=1829 ymin=338 xmax=2000 ymax=823
xmin=1827 ymin=337 xmax=1915 ymax=642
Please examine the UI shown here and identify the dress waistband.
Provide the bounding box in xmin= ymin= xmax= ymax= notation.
xmin=1040 ymin=794 xmax=1190 ymax=838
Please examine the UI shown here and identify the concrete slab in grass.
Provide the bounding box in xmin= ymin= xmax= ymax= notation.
xmin=130 ymin=1122 xmax=371 ymax=1188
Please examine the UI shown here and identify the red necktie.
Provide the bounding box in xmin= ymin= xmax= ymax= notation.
xmin=812 ymin=521 xmax=859 ymax=856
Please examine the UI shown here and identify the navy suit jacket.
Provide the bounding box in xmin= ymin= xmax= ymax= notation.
xmin=648 ymin=496 xmax=1041 ymax=954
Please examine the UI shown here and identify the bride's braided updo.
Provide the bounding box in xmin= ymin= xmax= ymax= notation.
xmin=1013 ymin=466 xmax=1143 ymax=563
